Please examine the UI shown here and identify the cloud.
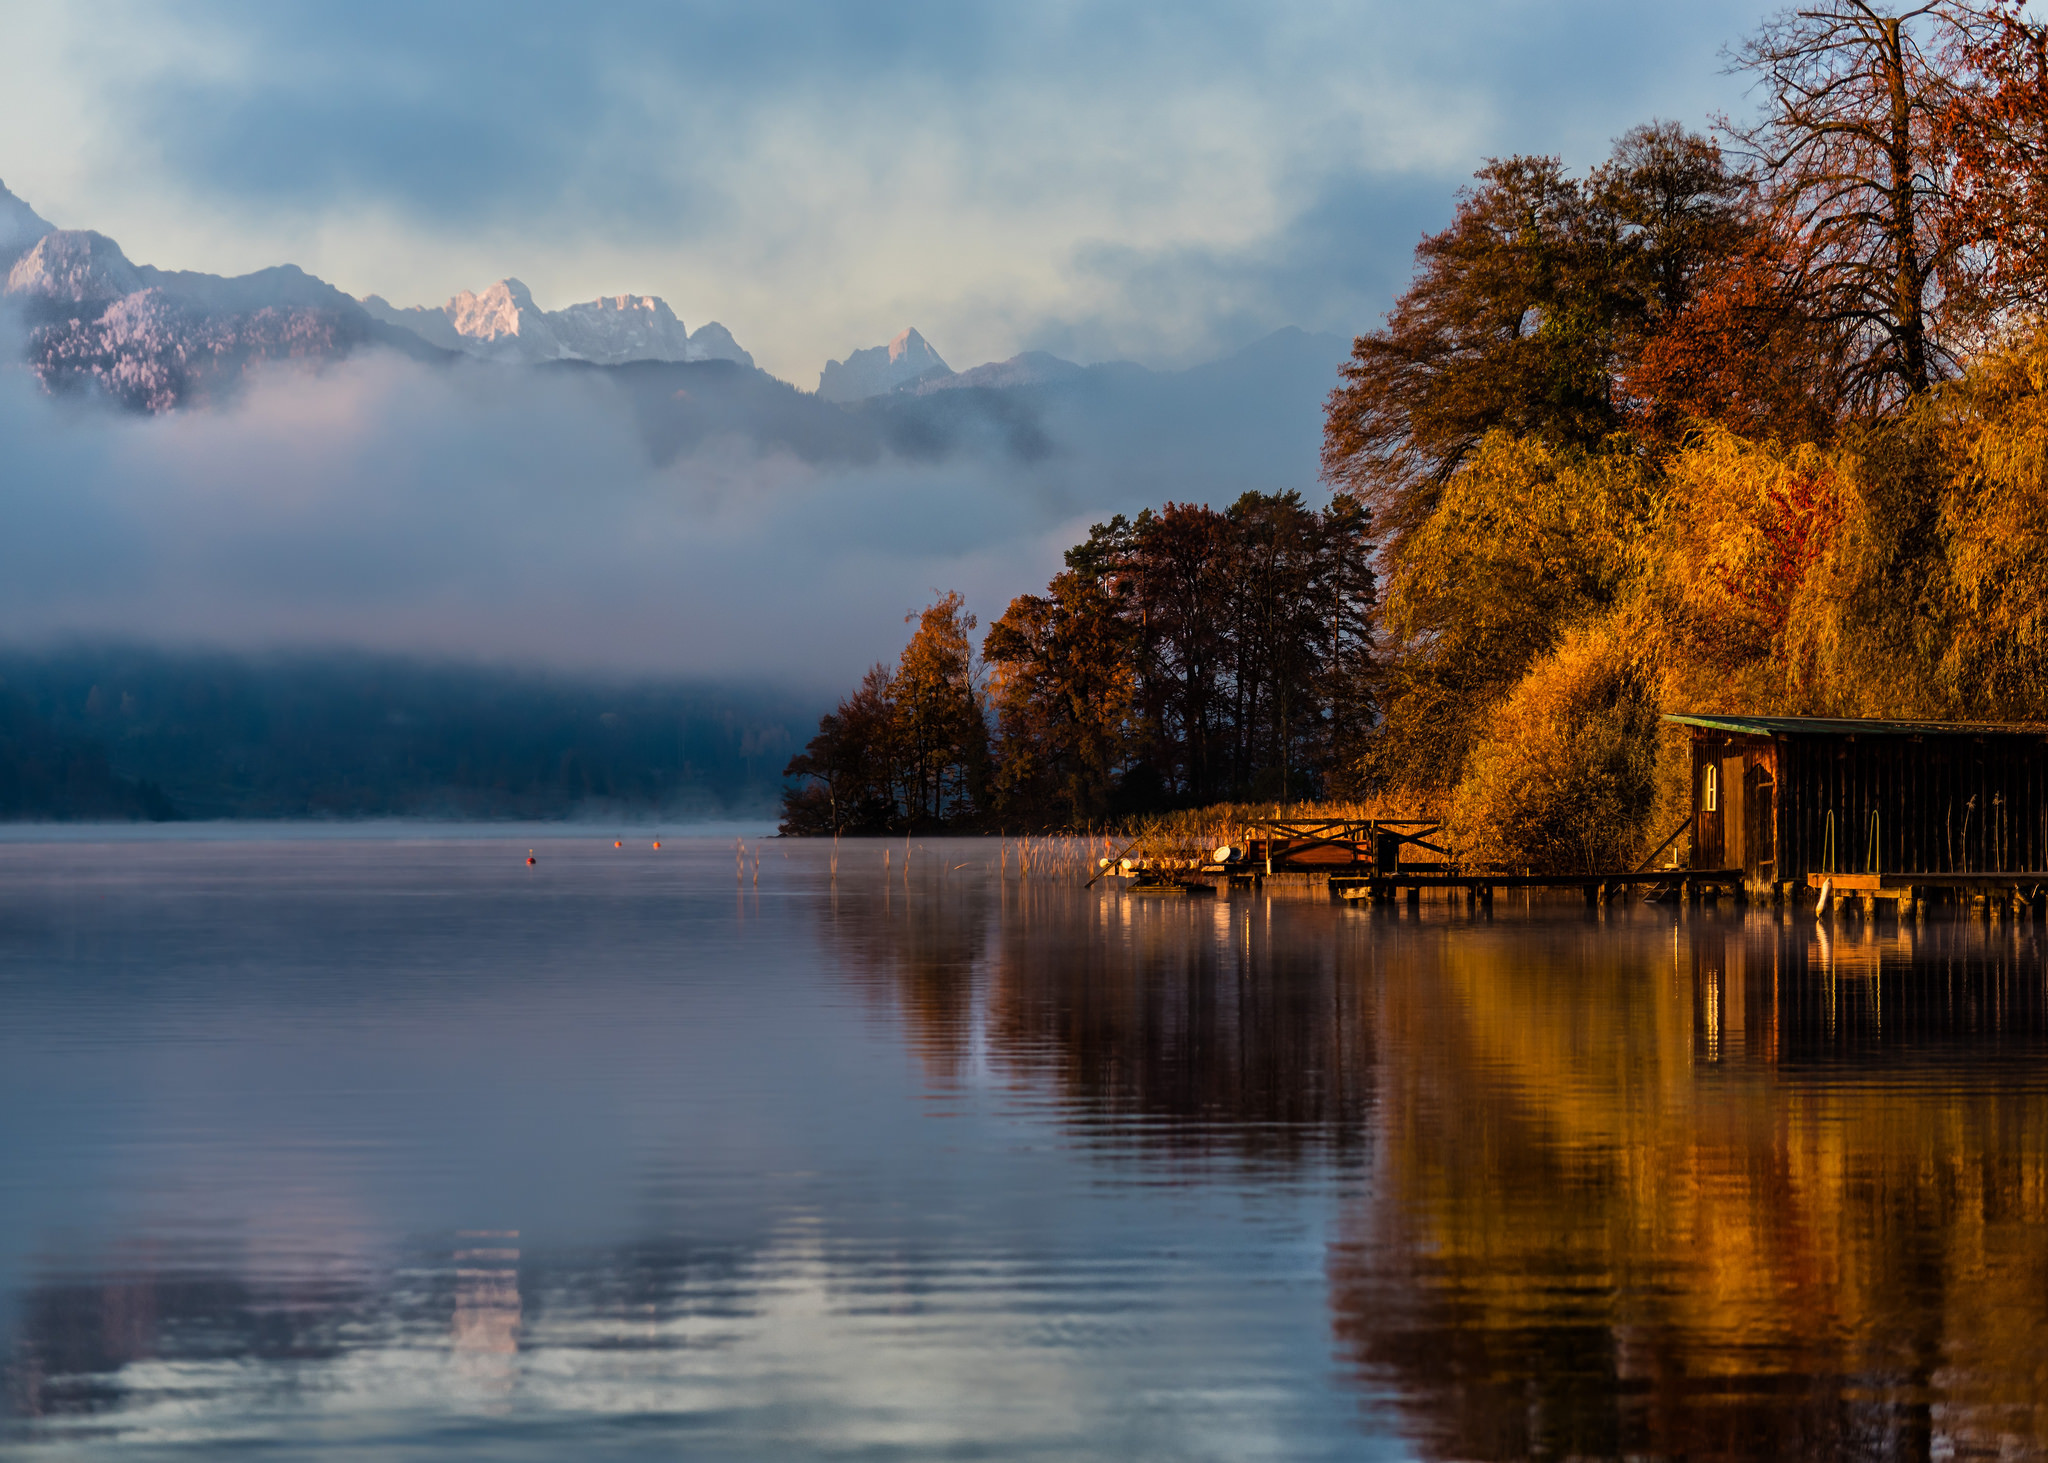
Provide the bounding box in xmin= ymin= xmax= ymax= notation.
xmin=0 ymin=329 xmax=1348 ymax=687
xmin=1 ymin=1 xmax=1779 ymax=382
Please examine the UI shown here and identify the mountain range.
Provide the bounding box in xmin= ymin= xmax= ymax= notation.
xmin=358 ymin=278 xmax=753 ymax=368
xmin=0 ymin=178 xmax=1347 ymax=422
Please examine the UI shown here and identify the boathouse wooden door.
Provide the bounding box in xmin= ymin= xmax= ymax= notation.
xmin=1721 ymin=755 xmax=1746 ymax=870
xmin=1743 ymin=763 xmax=1776 ymax=881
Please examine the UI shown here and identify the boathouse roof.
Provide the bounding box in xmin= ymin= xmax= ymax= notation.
xmin=1664 ymin=713 xmax=2048 ymax=737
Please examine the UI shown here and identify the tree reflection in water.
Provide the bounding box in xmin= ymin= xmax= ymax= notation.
xmin=1330 ymin=912 xmax=2048 ymax=1462
xmin=823 ymin=870 xmax=2048 ymax=1458
xmin=818 ymin=872 xmax=1376 ymax=1171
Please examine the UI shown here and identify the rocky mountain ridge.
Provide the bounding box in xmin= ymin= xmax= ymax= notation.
xmin=2 ymin=216 xmax=411 ymax=411
xmin=361 ymin=277 xmax=754 ymax=368
xmin=816 ymin=326 xmax=952 ymax=400
xmin=813 ymin=329 xmax=1093 ymax=403
xmin=0 ymin=178 xmax=757 ymax=409
xmin=0 ymin=183 xmax=55 ymax=271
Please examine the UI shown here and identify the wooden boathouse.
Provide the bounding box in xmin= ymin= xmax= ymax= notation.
xmin=1670 ymin=713 xmax=2048 ymax=907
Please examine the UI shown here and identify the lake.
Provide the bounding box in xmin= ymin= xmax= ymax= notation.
xmin=2 ymin=833 xmax=2046 ymax=1460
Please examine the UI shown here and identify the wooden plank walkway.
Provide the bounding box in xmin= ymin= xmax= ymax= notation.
xmin=1809 ymin=871 xmax=2048 ymax=890
xmin=1326 ymin=869 xmax=1745 ymax=908
xmin=1806 ymin=871 xmax=2048 ymax=918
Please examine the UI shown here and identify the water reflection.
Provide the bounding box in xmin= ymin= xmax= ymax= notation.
xmin=822 ymin=866 xmax=992 ymax=1088
xmin=821 ymin=876 xmax=1374 ymax=1169
xmin=1331 ymin=912 xmax=2048 ymax=1462
xmin=9 ymin=1252 xmax=372 ymax=1426
xmin=8 ymin=841 xmax=2048 ymax=1459
xmin=0 ymin=841 xmax=1371 ymax=1459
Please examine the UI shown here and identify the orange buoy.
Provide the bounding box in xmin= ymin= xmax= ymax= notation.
xmin=652 ymin=840 xmax=662 ymax=850
xmin=526 ymin=851 xmax=536 ymax=866
xmin=614 ymin=840 xmax=622 ymax=848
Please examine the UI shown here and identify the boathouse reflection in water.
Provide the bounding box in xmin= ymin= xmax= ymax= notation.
xmin=1331 ymin=912 xmax=2048 ymax=1461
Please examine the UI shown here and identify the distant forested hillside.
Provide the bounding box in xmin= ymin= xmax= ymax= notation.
xmin=0 ymin=648 xmax=815 ymax=820
xmin=0 ymin=686 xmax=175 ymax=820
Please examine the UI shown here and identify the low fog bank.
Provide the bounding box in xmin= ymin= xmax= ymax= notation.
xmin=0 ymin=644 xmax=813 ymax=821
xmin=0 ymin=323 xmax=1347 ymax=817
xmin=0 ymin=327 xmax=1349 ymax=683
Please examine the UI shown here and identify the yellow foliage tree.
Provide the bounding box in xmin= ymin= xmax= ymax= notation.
xmin=1650 ymin=426 xmax=1870 ymax=714
xmin=1447 ymin=622 xmax=1662 ymax=873
xmin=1931 ymin=329 xmax=2048 ymax=715
xmin=1375 ymin=432 xmax=1654 ymax=791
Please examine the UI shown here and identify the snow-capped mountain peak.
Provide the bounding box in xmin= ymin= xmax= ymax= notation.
xmin=554 ymin=292 xmax=689 ymax=363
xmin=447 ymin=277 xmax=541 ymax=346
xmin=360 ymin=279 xmax=751 ymax=368
xmin=5 ymin=230 xmax=144 ymax=304
xmin=0 ymin=179 xmax=755 ymax=408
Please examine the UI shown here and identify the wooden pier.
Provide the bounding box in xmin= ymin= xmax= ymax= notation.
xmin=1327 ymin=868 xmax=1747 ymax=908
xmin=1105 ymin=817 xmax=1754 ymax=906
xmin=1231 ymin=817 xmax=1451 ymax=874
xmin=1807 ymin=871 xmax=2048 ymax=918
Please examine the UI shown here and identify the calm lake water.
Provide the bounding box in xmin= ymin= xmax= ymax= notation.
xmin=3 ymin=834 xmax=2047 ymax=1461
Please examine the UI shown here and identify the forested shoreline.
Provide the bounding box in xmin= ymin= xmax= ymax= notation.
xmin=0 ymin=650 xmax=805 ymax=821
xmin=786 ymin=1 xmax=2048 ymax=866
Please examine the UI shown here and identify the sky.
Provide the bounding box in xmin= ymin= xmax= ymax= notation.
xmin=1 ymin=0 xmax=1779 ymax=385
xmin=0 ymin=0 xmax=1785 ymax=686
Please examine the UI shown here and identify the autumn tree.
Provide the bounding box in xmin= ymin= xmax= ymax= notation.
xmin=1447 ymin=623 xmax=1663 ymax=873
xmin=1121 ymin=504 xmax=1233 ymax=800
xmin=1216 ymin=490 xmax=1377 ymax=797
xmin=1323 ymin=129 xmax=1757 ymax=546
xmin=1619 ymin=222 xmax=1852 ymax=449
xmin=1946 ymin=3 xmax=2048 ymax=323
xmin=780 ymin=591 xmax=987 ymax=834
xmin=978 ymin=492 xmax=1377 ymax=823
xmin=1315 ymin=493 xmax=1381 ymax=794
xmin=1321 ymin=156 xmax=1620 ymax=542
xmin=779 ymin=664 xmax=901 ymax=834
xmin=1594 ymin=122 xmax=1752 ymax=324
xmin=983 ymin=564 xmax=1137 ymax=827
xmin=893 ymin=591 xmax=988 ymax=824
xmin=1722 ymin=0 xmax=2004 ymax=408
xmin=1367 ymin=435 xmax=1654 ymax=792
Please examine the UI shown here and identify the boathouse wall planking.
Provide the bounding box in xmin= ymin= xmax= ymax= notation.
xmin=1667 ymin=714 xmax=2048 ymax=887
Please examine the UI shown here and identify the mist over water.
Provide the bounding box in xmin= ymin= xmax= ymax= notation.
xmin=4 ymin=835 xmax=2047 ymax=1459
